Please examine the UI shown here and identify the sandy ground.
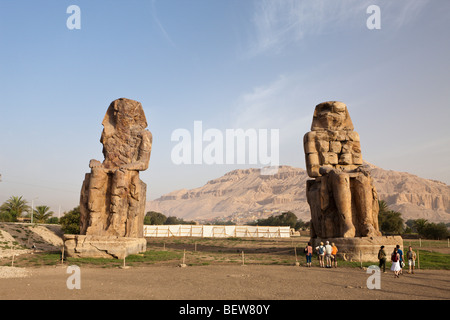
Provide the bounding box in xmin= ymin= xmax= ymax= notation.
xmin=0 ymin=264 xmax=449 ymax=300
xmin=1 ymin=224 xmax=449 ymax=302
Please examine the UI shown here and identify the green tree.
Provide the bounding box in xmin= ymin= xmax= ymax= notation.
xmin=421 ymin=222 xmax=449 ymax=240
xmin=144 ymin=211 xmax=167 ymax=225
xmin=377 ymin=200 xmax=404 ymax=235
xmin=405 ymin=219 xmax=417 ymax=233
xmin=378 ymin=200 xmax=389 ymax=214
xmin=403 ymin=218 xmax=449 ymax=239
xmin=211 ymin=220 xmax=236 ymax=225
xmin=0 ymin=209 xmax=13 ymax=222
xmin=165 ymin=216 xmax=179 ymax=225
xmin=379 ymin=210 xmax=404 ymax=235
xmin=33 ymin=205 xmax=54 ymax=223
xmin=413 ymin=219 xmax=429 ymax=235
xmin=0 ymin=196 xmax=30 ymax=222
xmin=277 ymin=211 xmax=299 ymax=229
xmin=46 ymin=217 xmax=59 ymax=224
xmin=60 ymin=206 xmax=80 ymax=234
xmin=410 ymin=220 xmax=449 ymax=240
xmin=165 ymin=216 xmax=196 ymax=225
xmin=295 ymin=219 xmax=306 ymax=230
xmin=250 ymin=211 xmax=301 ymax=229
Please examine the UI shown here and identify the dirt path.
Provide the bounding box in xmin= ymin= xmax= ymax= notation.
xmin=1 ymin=264 xmax=449 ymax=300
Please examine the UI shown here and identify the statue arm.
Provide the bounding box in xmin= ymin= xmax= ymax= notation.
xmin=120 ymin=130 xmax=152 ymax=171
xmin=304 ymin=132 xmax=321 ymax=177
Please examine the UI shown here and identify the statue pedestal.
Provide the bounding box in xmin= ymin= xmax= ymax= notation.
xmin=64 ymin=235 xmax=147 ymax=260
xmin=311 ymin=236 xmax=403 ymax=262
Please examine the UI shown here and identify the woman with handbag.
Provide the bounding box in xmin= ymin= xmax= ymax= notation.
xmin=391 ymin=247 xmax=401 ymax=278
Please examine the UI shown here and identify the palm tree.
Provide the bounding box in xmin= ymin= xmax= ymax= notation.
xmin=0 ymin=196 xmax=31 ymax=221
xmin=413 ymin=218 xmax=429 ymax=235
xmin=33 ymin=205 xmax=54 ymax=223
xmin=378 ymin=200 xmax=404 ymax=235
xmin=378 ymin=200 xmax=389 ymax=214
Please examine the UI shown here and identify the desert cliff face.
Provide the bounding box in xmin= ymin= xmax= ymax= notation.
xmin=147 ymin=164 xmax=450 ymax=224
xmin=368 ymin=163 xmax=450 ymax=222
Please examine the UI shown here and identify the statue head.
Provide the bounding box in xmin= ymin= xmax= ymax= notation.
xmin=311 ymin=101 xmax=354 ymax=131
xmin=100 ymin=98 xmax=149 ymax=168
xmin=102 ymin=98 xmax=147 ymax=137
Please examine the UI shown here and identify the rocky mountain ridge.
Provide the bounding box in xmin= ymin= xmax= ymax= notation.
xmin=147 ymin=163 xmax=450 ymax=224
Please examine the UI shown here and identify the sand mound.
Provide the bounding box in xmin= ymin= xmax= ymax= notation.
xmin=28 ymin=225 xmax=63 ymax=247
xmin=0 ymin=229 xmax=31 ymax=259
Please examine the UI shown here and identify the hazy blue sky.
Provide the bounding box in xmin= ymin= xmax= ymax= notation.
xmin=0 ymin=0 xmax=449 ymax=215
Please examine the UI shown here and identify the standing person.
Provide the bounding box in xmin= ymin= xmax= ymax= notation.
xmin=324 ymin=241 xmax=332 ymax=268
xmin=406 ymin=246 xmax=417 ymax=274
xmin=315 ymin=242 xmax=325 ymax=268
xmin=331 ymin=243 xmax=338 ymax=268
xmin=304 ymin=242 xmax=313 ymax=267
xmin=378 ymin=245 xmax=387 ymax=273
xmin=396 ymin=245 xmax=404 ymax=275
xmin=391 ymin=247 xmax=401 ymax=278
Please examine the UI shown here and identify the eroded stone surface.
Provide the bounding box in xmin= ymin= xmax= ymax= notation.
xmin=304 ymin=101 xmax=381 ymax=239
xmin=79 ymin=98 xmax=152 ymax=238
xmin=64 ymin=235 xmax=147 ymax=260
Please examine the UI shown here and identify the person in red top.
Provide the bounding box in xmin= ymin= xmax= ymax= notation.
xmin=391 ymin=248 xmax=401 ymax=278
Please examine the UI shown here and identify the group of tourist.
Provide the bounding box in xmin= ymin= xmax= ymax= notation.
xmin=304 ymin=241 xmax=338 ymax=268
xmin=303 ymin=242 xmax=418 ymax=277
xmin=378 ymin=244 xmax=417 ymax=278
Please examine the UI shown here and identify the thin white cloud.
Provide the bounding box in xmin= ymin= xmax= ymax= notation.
xmin=383 ymin=0 xmax=431 ymax=30
xmin=246 ymin=0 xmax=431 ymax=57
xmin=247 ymin=0 xmax=362 ymax=57
xmin=151 ymin=0 xmax=176 ymax=48
xmin=233 ymin=75 xmax=291 ymax=128
xmin=230 ymin=74 xmax=312 ymax=145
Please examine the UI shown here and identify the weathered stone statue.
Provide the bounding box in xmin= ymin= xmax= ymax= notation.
xmin=304 ymin=101 xmax=380 ymax=238
xmin=304 ymin=101 xmax=401 ymax=261
xmin=79 ymin=98 xmax=152 ymax=238
xmin=65 ymin=98 xmax=151 ymax=259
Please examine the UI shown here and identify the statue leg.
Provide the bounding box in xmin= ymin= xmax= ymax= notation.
xmin=371 ymin=185 xmax=381 ymax=235
xmin=307 ymin=180 xmax=322 ymax=238
xmin=86 ymin=167 xmax=108 ymax=235
xmin=320 ymin=175 xmax=338 ymax=237
xmin=352 ymin=173 xmax=381 ymax=237
xmin=329 ymin=171 xmax=355 ymax=238
xmin=108 ymin=169 xmax=129 ymax=236
xmin=125 ymin=172 xmax=141 ymax=237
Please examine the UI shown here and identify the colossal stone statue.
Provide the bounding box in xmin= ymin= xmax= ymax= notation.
xmin=79 ymin=98 xmax=152 ymax=238
xmin=304 ymin=101 xmax=381 ymax=239
xmin=64 ymin=98 xmax=151 ymax=260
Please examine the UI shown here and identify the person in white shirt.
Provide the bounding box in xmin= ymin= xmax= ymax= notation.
xmin=324 ymin=241 xmax=333 ymax=268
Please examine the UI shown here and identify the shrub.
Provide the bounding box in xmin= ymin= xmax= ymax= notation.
xmin=60 ymin=207 xmax=80 ymax=234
